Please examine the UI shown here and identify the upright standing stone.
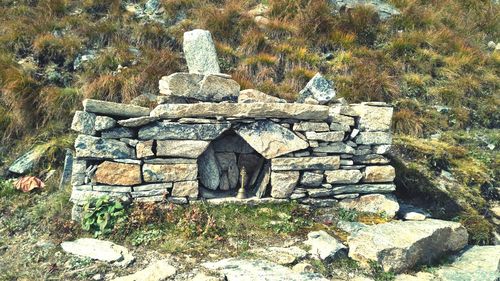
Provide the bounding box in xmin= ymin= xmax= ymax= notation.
xmin=59 ymin=149 xmax=74 ymax=189
xmin=198 ymin=146 xmax=220 ymax=190
xmin=183 ymin=29 xmax=220 ymax=75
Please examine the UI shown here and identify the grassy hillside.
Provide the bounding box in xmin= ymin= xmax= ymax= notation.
xmin=0 ymin=0 xmax=498 ymax=243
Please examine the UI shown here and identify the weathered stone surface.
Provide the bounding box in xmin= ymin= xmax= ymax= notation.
xmin=199 ymin=74 xmax=240 ymax=102
xmin=94 ymin=161 xmax=141 ymax=186
xmin=202 ymin=258 xmax=328 ymax=281
xmin=183 ymin=29 xmax=220 ymax=74
xmin=171 ymin=180 xmax=198 ymax=199
xmin=133 ymin=183 xmax=172 ymax=192
xmin=8 ymin=144 xmax=50 ymax=174
xmin=329 ymin=111 xmax=355 ymax=126
xmin=238 ymin=89 xmax=286 ymax=103
xmin=138 ymin=121 xmax=231 ymax=140
xmin=305 ymin=131 xmax=345 ymax=142
xmin=351 ymin=104 xmax=393 ymax=132
xmin=348 ymin=219 xmax=468 ymax=273
xmin=93 ymin=185 xmax=132 ymax=193
xmin=71 ymin=111 xmax=96 ymax=135
xmin=156 ymin=140 xmax=210 ymax=158
xmin=94 ymin=116 xmax=116 ymax=131
xmin=297 ymin=73 xmax=336 ymax=104
xmin=255 ymin=162 xmax=271 ymax=198
xmin=353 ymin=154 xmax=390 ymax=164
xmin=250 ymin=246 xmax=307 ymax=265
xmin=340 ymin=194 xmax=399 ymax=217
xmin=363 ymin=165 xmax=395 ymax=183
xmin=332 ymin=184 xmax=396 ymax=195
xmin=159 ymin=72 xmax=203 ymax=97
xmin=118 ymin=116 xmax=159 ymax=127
xmin=144 ymin=158 xmax=196 ymax=164
xmin=271 ymin=171 xmax=299 ymax=198
xmin=300 ymin=172 xmax=324 ymax=187
xmin=101 ymin=127 xmax=135 ymax=139
xmin=356 ymin=132 xmax=392 ymax=145
xmin=272 ymin=156 xmax=340 ymax=171
xmin=433 ymin=246 xmax=500 ymax=281
xmin=142 ymin=163 xmax=198 ymax=183
xmin=313 ymin=142 xmax=355 ymax=154
xmin=308 ymin=188 xmax=336 ymax=198
xmin=198 ymin=146 xmax=220 ymax=190
xmin=330 ymin=0 xmax=400 ymax=20
xmin=325 ymin=170 xmax=363 ymax=184
xmin=59 ymin=149 xmax=74 ymax=189
xmin=373 ymin=144 xmax=391 ymax=154
xmin=83 ymin=99 xmax=150 ymax=117
xmin=112 ymin=259 xmax=176 ymax=281
xmin=136 ymin=140 xmax=154 ymax=158
xmin=216 ymin=153 xmax=239 ymax=190
xmin=212 ymin=134 xmax=255 ymax=154
xmin=329 ymin=122 xmax=350 ymax=132
xmin=150 ymin=103 xmax=330 ymax=120
xmin=293 ymin=122 xmax=330 ymax=132
xmin=75 ymin=135 xmax=134 ymax=159
xmin=305 ymin=230 xmax=347 ymax=261
xmin=70 ymin=190 xmax=131 ymax=205
xmin=235 ymin=121 xmax=309 ymax=159
xmin=61 ymin=238 xmax=134 ymax=267
xmin=71 ymin=159 xmax=86 ymax=186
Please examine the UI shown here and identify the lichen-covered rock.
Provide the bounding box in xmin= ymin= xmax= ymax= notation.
xmin=198 ymin=146 xmax=220 ymax=190
xmin=133 ymin=183 xmax=172 ymax=192
xmin=271 ymin=171 xmax=299 ymax=198
xmin=353 ymin=154 xmax=390 ymax=164
xmin=136 ymin=140 xmax=154 ymax=159
xmin=156 ymin=140 xmax=210 ymax=158
xmin=305 ymin=131 xmax=345 ymax=142
xmin=313 ymin=142 xmax=355 ymax=154
xmin=183 ymin=29 xmax=220 ymax=74
xmin=325 ymin=170 xmax=363 ymax=184
xmin=94 ymin=161 xmax=142 ymax=186
xmin=355 ymin=132 xmax=392 ymax=145
xmin=142 ymin=163 xmax=198 ymax=183
xmin=83 ymin=99 xmax=150 ymax=117
xmin=8 ymin=143 xmax=50 ymax=174
xmin=61 ymin=238 xmax=134 ymax=267
xmin=351 ymin=103 xmax=393 ymax=132
xmin=304 ymin=230 xmax=347 ymax=261
xmin=198 ymin=74 xmax=240 ymax=102
xmin=101 ymin=127 xmax=135 ymax=139
xmin=297 ymin=73 xmax=336 ymax=104
xmin=71 ymin=111 xmax=96 ymax=135
xmin=238 ymin=89 xmax=286 ymax=103
xmin=74 ymin=135 xmax=134 ymax=159
xmin=171 ymin=180 xmax=199 ymax=199
xmin=339 ymin=194 xmax=399 ymax=217
xmin=300 ymin=172 xmax=325 ymax=187
xmin=331 ymin=183 xmax=396 ymax=195
xmin=215 ymin=153 xmax=239 ymax=190
xmin=272 ymin=156 xmax=340 ymax=171
xmin=348 ymin=219 xmax=468 ymax=273
xmin=118 ymin=116 xmax=159 ymax=127
xmin=111 ymin=259 xmax=176 ymax=281
xmin=292 ymin=122 xmax=330 ymax=132
xmin=330 ymin=0 xmax=400 ymax=20
xmin=139 ymin=121 xmax=231 ymax=140
xmin=94 ymin=116 xmax=116 ymax=131
xmin=235 ymin=121 xmax=309 ymax=159
xmin=363 ymin=165 xmax=395 ymax=183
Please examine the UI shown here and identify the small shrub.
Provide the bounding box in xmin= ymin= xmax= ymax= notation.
xmin=81 ymin=196 xmax=128 ymax=237
xmin=338 ymin=208 xmax=359 ymax=222
xmin=392 ymin=109 xmax=423 ymax=136
xmin=0 ymin=179 xmax=16 ymax=198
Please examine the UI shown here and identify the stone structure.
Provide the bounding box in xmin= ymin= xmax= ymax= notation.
xmin=69 ymin=29 xmax=396 ymax=216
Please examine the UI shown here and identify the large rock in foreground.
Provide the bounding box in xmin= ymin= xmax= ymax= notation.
xmin=347 ymin=219 xmax=468 ymax=273
xmin=202 ymin=258 xmax=328 ymax=281
xmin=61 ymin=238 xmax=134 ymax=267
xmin=112 ymin=259 xmax=176 ymax=281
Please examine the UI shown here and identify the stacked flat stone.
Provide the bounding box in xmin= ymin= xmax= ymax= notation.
xmin=69 ymin=29 xmax=396 ymax=213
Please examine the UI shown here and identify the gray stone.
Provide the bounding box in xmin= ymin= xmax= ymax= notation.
xmin=133 ymin=183 xmax=172 ymax=192
xmin=71 ymin=111 xmax=96 ymax=135
xmin=363 ymin=165 xmax=395 ymax=183
xmin=300 ymin=172 xmax=324 ymax=187
xmin=272 ymin=156 xmax=340 ymax=171
xmin=74 ymin=135 xmax=134 ymax=159
xmin=325 ymin=170 xmax=363 ymax=184
xmin=293 ymin=122 xmax=330 ymax=132
xmin=305 ymin=131 xmax=345 ymax=142
xmin=255 ymin=162 xmax=271 ymax=198
xmin=94 ymin=116 xmax=116 ymax=131
xmin=249 ymin=246 xmax=308 ymax=265
xmin=83 ymin=99 xmax=150 ymax=117
xmin=271 ymin=171 xmax=300 ymax=198
xmin=331 ymin=184 xmax=396 ymax=195
xmin=171 ymin=180 xmax=198 ymax=199
xmin=348 ymin=219 xmax=468 ymax=273
xmin=351 ymin=103 xmax=393 ymax=132
xmin=202 ymin=258 xmax=328 ymax=281
xmin=138 ymin=121 xmax=231 ymax=140
xmin=8 ymin=143 xmax=50 ymax=174
xmin=334 ymin=193 xmax=359 ymax=199
xmin=59 ymin=149 xmax=74 ymax=189
xmin=111 ymin=259 xmax=176 ymax=281
xmin=353 ymin=154 xmax=390 ymax=164
xmin=71 ymin=159 xmax=87 ymax=186
xmin=330 ymin=0 xmax=400 ymax=20
xmin=183 ymin=29 xmax=220 ymax=75
xmin=329 ymin=111 xmax=355 ymax=126
xmin=101 ymin=127 xmax=135 ymax=139
xmin=144 ymin=158 xmax=196 ymax=164
xmin=198 ymin=74 xmax=240 ymax=102
xmin=235 ymin=121 xmax=309 ymax=159
xmin=329 ymin=122 xmax=350 ymax=132
xmin=339 ymin=194 xmax=399 ymax=217
xmin=297 ymin=73 xmax=336 ymax=104
xmin=216 ymin=153 xmax=239 ymax=190
xmin=308 ymin=188 xmax=336 ymax=198
xmin=118 ymin=116 xmax=159 ymax=127
xmin=61 ymin=238 xmax=134 ymax=267
xmin=93 ymin=185 xmax=132 ymax=193
xmin=130 ymin=189 xmax=168 ymax=198
xmin=212 ymin=134 xmax=255 ymax=154
xmin=313 ymin=142 xmax=355 ymax=154
xmin=178 ymin=118 xmax=217 ymax=124
xmin=238 ymin=89 xmax=286 ymax=103
xmin=304 ymin=230 xmax=347 ymax=261
xmin=356 ymin=132 xmax=392 ymax=145
xmin=142 ymin=163 xmax=198 ymax=183
xmin=373 ymin=144 xmax=391 ymax=154
xmin=136 ymin=140 xmax=154 ymax=159
xmin=198 ymin=146 xmax=220 ymax=190
xmin=150 ymin=103 xmax=330 ymax=120
xmin=159 ymin=72 xmax=202 ymax=97
xmin=156 ymin=140 xmax=210 ymax=158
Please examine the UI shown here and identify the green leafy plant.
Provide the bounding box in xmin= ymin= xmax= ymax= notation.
xmin=338 ymin=208 xmax=359 ymax=222
xmin=0 ymin=178 xmax=16 ymax=197
xmin=81 ymin=196 xmax=127 ymax=237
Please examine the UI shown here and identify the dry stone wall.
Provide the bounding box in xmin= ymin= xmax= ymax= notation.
xmin=69 ymin=29 xmax=396 ymax=215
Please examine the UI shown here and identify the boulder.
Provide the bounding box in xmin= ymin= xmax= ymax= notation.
xmin=61 ymin=238 xmax=134 ymax=267
xmin=94 ymin=161 xmax=142 ymax=186
xmin=71 ymin=111 xmax=96 ymax=135
xmin=142 ymin=163 xmax=198 ymax=183
xmin=150 ymin=103 xmax=330 ymax=120
xmin=297 ymin=73 xmax=336 ymax=104
xmin=139 ymin=121 xmax=231 ymax=140
xmin=304 ymin=230 xmax=347 ymax=261
xmin=272 ymin=156 xmax=340 ymax=171
xmin=238 ymin=89 xmax=286 ymax=103
xmin=347 ymin=219 xmax=468 ymax=273
xmin=156 ymin=140 xmax=210 ymax=158
xmin=198 ymin=146 xmax=220 ymax=190
xmin=183 ymin=29 xmax=220 ymax=75
xmin=171 ymin=180 xmax=199 ymax=199
xmin=74 ymin=135 xmax=134 ymax=159
xmin=325 ymin=170 xmax=363 ymax=184
xmin=94 ymin=116 xmax=116 ymax=131
xmin=339 ymin=194 xmax=399 ymax=217
xmin=112 ymin=259 xmax=176 ymax=281
xmin=331 ymin=184 xmax=395 ymax=195
xmin=235 ymin=121 xmax=309 ymax=159
xmin=8 ymin=143 xmax=50 ymax=174
xmin=362 ymin=165 xmax=395 ymax=183
xmin=83 ymin=99 xmax=150 ymax=117
xmin=202 ymin=258 xmax=328 ymax=281
xmin=270 ymin=171 xmax=300 ymax=198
